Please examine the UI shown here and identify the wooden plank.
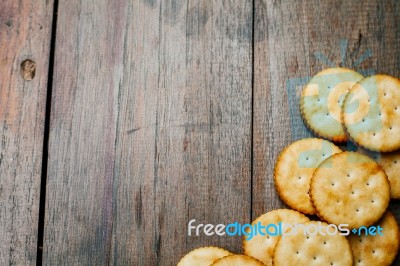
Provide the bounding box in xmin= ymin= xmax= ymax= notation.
xmin=43 ymin=0 xmax=126 ymax=264
xmin=110 ymin=1 xmax=253 ymax=264
xmin=0 ymin=0 xmax=54 ymax=264
xmin=252 ymin=0 xmax=400 ymax=239
xmin=44 ymin=0 xmax=253 ymax=264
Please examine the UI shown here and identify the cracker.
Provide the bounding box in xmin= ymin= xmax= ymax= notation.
xmin=177 ymin=246 xmax=232 ymax=266
xmin=343 ymin=74 xmax=400 ymax=152
xmin=273 ymin=221 xmax=353 ymax=266
xmin=301 ymin=68 xmax=364 ymax=142
xmin=378 ymin=151 xmax=400 ymax=199
xmin=274 ymin=138 xmax=342 ymax=214
xmin=310 ymin=152 xmax=390 ymax=229
xmin=358 ymin=148 xmax=400 ymax=199
xmin=243 ymin=209 xmax=310 ymax=265
xmin=211 ymin=254 xmax=265 ymax=266
xmin=347 ymin=211 xmax=400 ymax=266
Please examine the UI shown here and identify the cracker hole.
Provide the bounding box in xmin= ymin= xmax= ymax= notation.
xmin=331 ymin=263 xmax=334 ymax=266
xmin=351 ymin=191 xmax=355 ymax=194
xmin=326 ymin=113 xmax=329 ymax=116
xmin=347 ymin=174 xmax=350 ymax=177
xmin=323 ymin=241 xmax=327 ymax=245
xmin=20 ymin=59 xmax=36 ymax=80
xmin=296 ymin=251 xmax=299 ymax=254
xmin=371 ymin=199 xmax=375 ymax=203
xmin=298 ymin=176 xmax=302 ymax=180
xmin=306 ymin=157 xmax=309 ymax=160
xmin=331 ymin=183 xmax=335 ymax=186
xmin=372 ymin=250 xmax=375 ymax=254
xmin=366 ymin=182 xmax=370 ymax=186
xmin=306 ymin=236 xmax=309 ymax=239
xmin=314 ymin=257 xmax=316 ymax=260
xmin=318 ymin=98 xmax=321 ymax=102
xmin=395 ymin=161 xmax=398 ymax=164
xmin=396 ymin=107 xmax=398 ymax=111
xmin=359 ymin=238 xmax=362 ymax=243
xmin=356 ymin=209 xmax=359 ymax=212
xmin=368 ymin=99 xmax=371 ymax=103
xmin=373 ymin=133 xmax=376 ymax=136
xmin=362 ymin=119 xmax=365 ymax=122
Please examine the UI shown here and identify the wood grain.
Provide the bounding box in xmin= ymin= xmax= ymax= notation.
xmin=44 ymin=0 xmax=252 ymax=264
xmin=0 ymin=0 xmax=53 ymax=264
xmin=42 ymin=0 xmax=400 ymax=264
xmin=111 ymin=0 xmax=253 ymax=262
xmin=43 ymin=0 xmax=126 ymax=264
xmin=253 ymin=0 xmax=400 ymax=244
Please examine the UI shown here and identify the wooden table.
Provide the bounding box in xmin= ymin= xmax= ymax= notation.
xmin=1 ymin=0 xmax=399 ymax=265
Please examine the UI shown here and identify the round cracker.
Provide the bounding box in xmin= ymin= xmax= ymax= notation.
xmin=301 ymin=68 xmax=364 ymax=142
xmin=177 ymin=246 xmax=232 ymax=266
xmin=273 ymin=221 xmax=353 ymax=266
xmin=347 ymin=211 xmax=400 ymax=266
xmin=211 ymin=254 xmax=265 ymax=266
xmin=343 ymin=74 xmax=400 ymax=152
xmin=274 ymin=138 xmax=342 ymax=214
xmin=357 ymin=148 xmax=400 ymax=199
xmin=310 ymin=152 xmax=390 ymax=229
xmin=243 ymin=209 xmax=310 ymax=266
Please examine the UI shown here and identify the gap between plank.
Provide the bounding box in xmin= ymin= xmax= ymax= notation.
xmin=250 ymin=0 xmax=255 ymax=222
xmin=36 ymin=0 xmax=59 ymax=264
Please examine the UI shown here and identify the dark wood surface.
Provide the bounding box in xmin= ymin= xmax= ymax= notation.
xmin=0 ymin=0 xmax=54 ymax=265
xmin=108 ymin=1 xmax=253 ymax=265
xmin=1 ymin=0 xmax=399 ymax=265
xmin=44 ymin=0 xmax=252 ymax=265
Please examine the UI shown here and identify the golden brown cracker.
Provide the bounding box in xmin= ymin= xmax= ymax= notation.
xmin=177 ymin=246 xmax=232 ymax=266
xmin=273 ymin=221 xmax=353 ymax=266
xmin=357 ymin=148 xmax=400 ymax=199
xmin=301 ymin=68 xmax=364 ymax=142
xmin=243 ymin=209 xmax=310 ymax=265
xmin=211 ymin=254 xmax=265 ymax=266
xmin=310 ymin=152 xmax=390 ymax=229
xmin=274 ymin=138 xmax=341 ymax=214
xmin=347 ymin=211 xmax=400 ymax=266
xmin=343 ymin=74 xmax=400 ymax=152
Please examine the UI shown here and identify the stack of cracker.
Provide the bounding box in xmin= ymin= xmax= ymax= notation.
xmin=177 ymin=69 xmax=400 ymax=266
xmin=273 ymin=69 xmax=400 ymax=266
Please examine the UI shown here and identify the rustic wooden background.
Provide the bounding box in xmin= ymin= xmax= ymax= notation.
xmin=1 ymin=0 xmax=399 ymax=265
